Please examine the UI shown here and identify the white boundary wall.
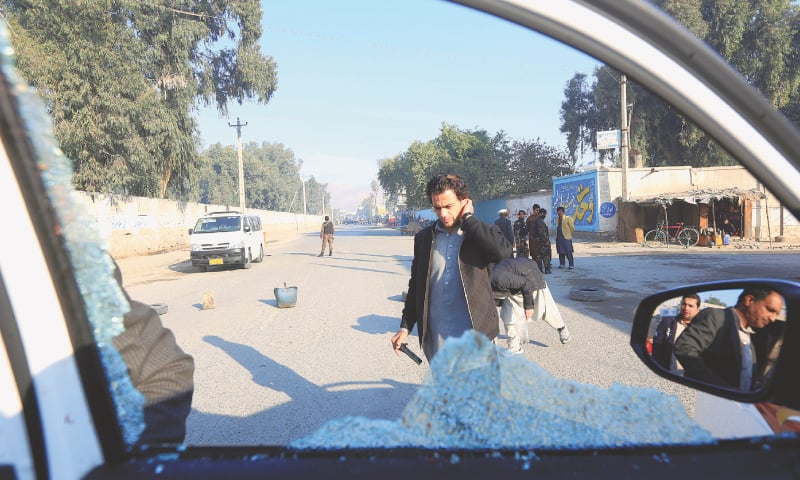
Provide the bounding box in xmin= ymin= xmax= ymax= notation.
xmin=77 ymin=192 xmax=322 ymax=259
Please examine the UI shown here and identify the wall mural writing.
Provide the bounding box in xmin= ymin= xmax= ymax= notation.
xmin=552 ymin=172 xmax=598 ymax=231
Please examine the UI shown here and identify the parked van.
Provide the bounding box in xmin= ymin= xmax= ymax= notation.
xmin=188 ymin=211 xmax=264 ymax=271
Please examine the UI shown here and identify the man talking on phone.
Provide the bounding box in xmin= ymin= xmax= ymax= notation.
xmin=391 ymin=174 xmax=512 ymax=362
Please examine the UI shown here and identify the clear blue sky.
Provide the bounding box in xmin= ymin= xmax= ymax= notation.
xmin=195 ymin=0 xmax=600 ymax=212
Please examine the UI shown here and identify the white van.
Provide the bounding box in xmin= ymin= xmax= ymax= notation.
xmin=188 ymin=211 xmax=264 ymax=271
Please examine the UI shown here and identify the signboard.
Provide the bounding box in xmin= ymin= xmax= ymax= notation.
xmin=596 ymin=129 xmax=620 ymax=150
xmin=600 ymin=201 xmax=616 ymax=218
xmin=552 ymin=172 xmax=598 ymax=231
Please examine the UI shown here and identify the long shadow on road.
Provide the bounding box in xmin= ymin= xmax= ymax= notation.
xmin=188 ymin=335 xmax=420 ymax=445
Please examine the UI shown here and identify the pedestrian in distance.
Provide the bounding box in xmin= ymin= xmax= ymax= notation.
xmin=495 ymin=208 xmax=515 ymax=257
xmin=513 ymin=209 xmax=530 ymax=258
xmin=531 ymin=208 xmax=553 ymax=274
xmin=318 ymin=215 xmax=334 ymax=256
xmin=526 ymin=203 xmax=540 ymax=259
xmin=555 ymin=206 xmax=575 ymax=269
xmin=491 ymin=256 xmax=571 ymax=354
xmin=391 ymin=174 xmax=512 ymax=362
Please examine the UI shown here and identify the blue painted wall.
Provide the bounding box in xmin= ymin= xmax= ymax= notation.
xmin=473 ymin=198 xmax=506 ymax=225
xmin=552 ymin=171 xmax=599 ymax=232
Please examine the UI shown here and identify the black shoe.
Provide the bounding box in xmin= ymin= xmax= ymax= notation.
xmin=317 ymin=253 xmax=323 ymax=257
xmin=545 ymin=269 xmax=552 ymax=274
xmin=329 ymin=251 xmax=332 ymax=256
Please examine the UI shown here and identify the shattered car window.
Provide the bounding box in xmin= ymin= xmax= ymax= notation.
xmin=9 ymin=0 xmax=797 ymax=453
xmin=292 ymin=331 xmax=711 ymax=449
xmin=0 ymin=26 xmax=146 ymax=445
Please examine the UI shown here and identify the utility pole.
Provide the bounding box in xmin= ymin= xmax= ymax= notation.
xmin=301 ymin=178 xmax=307 ymax=224
xmin=620 ymin=74 xmax=629 ymax=201
xmin=228 ymin=117 xmax=248 ymax=213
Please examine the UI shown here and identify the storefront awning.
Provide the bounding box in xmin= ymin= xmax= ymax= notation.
xmin=623 ymin=187 xmax=766 ymax=206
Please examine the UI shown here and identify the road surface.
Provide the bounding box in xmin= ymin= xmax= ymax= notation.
xmin=120 ymin=225 xmax=800 ymax=445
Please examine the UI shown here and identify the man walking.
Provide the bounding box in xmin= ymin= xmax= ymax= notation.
xmin=318 ymin=215 xmax=334 ymax=257
xmin=391 ymin=174 xmax=512 ymax=362
xmin=555 ymin=206 xmax=575 ymax=269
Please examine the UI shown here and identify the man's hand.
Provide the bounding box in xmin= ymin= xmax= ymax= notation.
xmin=390 ymin=330 xmax=409 ymax=355
xmin=525 ymin=308 xmax=534 ymax=321
xmin=459 ymin=198 xmax=475 ymax=219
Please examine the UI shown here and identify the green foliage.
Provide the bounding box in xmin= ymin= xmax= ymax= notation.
xmin=378 ymin=123 xmax=508 ymax=209
xmin=2 ymin=0 xmax=277 ymax=198
xmin=193 ymin=142 xmax=319 ymax=213
xmin=704 ymin=296 xmax=726 ymax=307
xmin=378 ymin=123 xmax=570 ymax=209
xmin=507 ymin=139 xmax=571 ymax=194
xmin=559 ymin=73 xmax=593 ymax=166
xmin=559 ymin=0 xmax=800 ymax=168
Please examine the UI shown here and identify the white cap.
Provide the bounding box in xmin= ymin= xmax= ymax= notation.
xmin=498 ymin=208 xmax=508 ymax=215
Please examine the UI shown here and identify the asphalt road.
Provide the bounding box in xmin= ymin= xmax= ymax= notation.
xmin=122 ymin=225 xmax=800 ymax=446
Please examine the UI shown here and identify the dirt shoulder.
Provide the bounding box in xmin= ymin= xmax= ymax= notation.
xmin=115 ymin=229 xmax=304 ymax=288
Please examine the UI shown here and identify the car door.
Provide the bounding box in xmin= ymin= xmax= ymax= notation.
xmin=2 ymin=1 xmax=800 ymax=479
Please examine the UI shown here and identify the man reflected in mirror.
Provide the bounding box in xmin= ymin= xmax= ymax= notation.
xmin=652 ymin=293 xmax=701 ymax=373
xmin=675 ymin=288 xmax=783 ymax=390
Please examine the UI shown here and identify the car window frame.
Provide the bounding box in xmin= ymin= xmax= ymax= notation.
xmin=3 ymin=1 xmax=800 ymax=477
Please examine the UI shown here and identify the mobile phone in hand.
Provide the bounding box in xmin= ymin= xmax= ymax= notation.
xmin=399 ymin=343 xmax=423 ymax=365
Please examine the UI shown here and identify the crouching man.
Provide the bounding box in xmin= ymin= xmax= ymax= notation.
xmin=491 ymin=257 xmax=571 ymax=354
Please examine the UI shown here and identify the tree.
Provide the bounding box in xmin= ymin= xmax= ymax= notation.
xmin=506 ymin=138 xmax=571 ymax=194
xmin=377 ymin=156 xmax=412 ymax=209
xmin=195 ymin=142 xmax=304 ymax=212
xmin=383 ymin=123 xmax=511 ymax=208
xmin=559 ymin=73 xmax=593 ymax=167
xmin=704 ymin=296 xmax=726 ymax=307
xmin=3 ymin=0 xmax=278 ymax=198
xmin=196 ymin=143 xmax=239 ymax=206
xmin=560 ymin=0 xmax=800 ymax=168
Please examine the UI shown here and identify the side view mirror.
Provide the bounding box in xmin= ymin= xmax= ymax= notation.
xmin=188 ymin=228 xmax=193 ymax=235
xmin=631 ymin=279 xmax=800 ymax=410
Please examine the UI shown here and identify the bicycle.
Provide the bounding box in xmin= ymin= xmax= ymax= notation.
xmin=643 ymin=221 xmax=700 ymax=248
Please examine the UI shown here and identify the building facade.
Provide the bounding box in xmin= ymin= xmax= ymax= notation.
xmin=549 ymin=165 xmax=799 ymax=242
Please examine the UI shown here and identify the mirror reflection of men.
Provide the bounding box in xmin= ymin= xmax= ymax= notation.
xmin=675 ymin=288 xmax=783 ymax=390
xmin=390 ymin=174 xmax=512 ymax=362
xmin=651 ymin=293 xmax=701 ymax=373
